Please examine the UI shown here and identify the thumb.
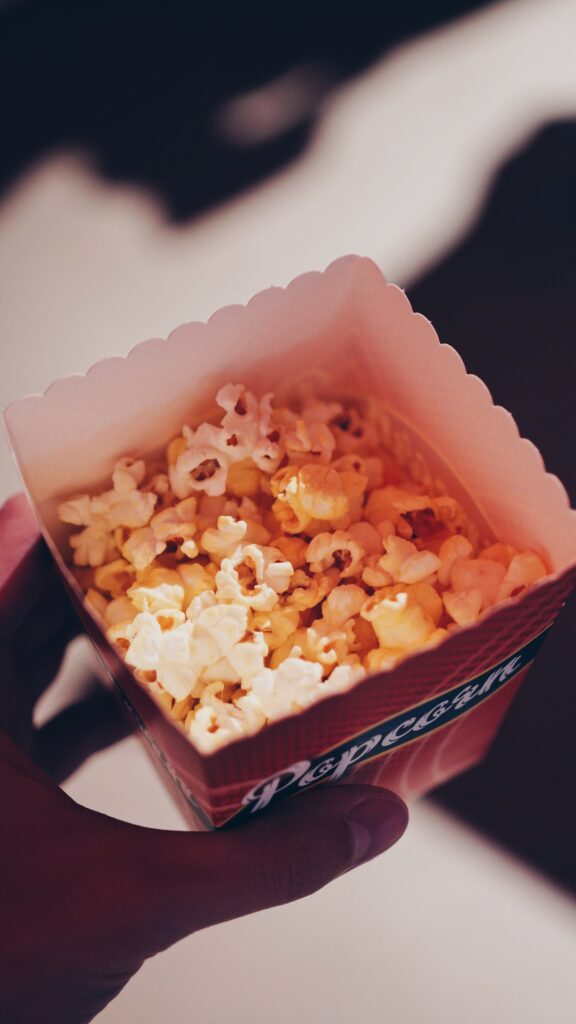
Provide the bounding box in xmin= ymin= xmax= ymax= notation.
xmin=131 ymin=784 xmax=408 ymax=951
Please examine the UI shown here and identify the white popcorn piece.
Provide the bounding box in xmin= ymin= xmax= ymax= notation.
xmin=185 ymin=590 xmax=217 ymax=620
xmin=200 ymin=515 xmax=247 ymax=560
xmin=347 ymin=520 xmax=383 ymax=555
xmin=150 ymin=497 xmax=197 ymax=543
xmin=91 ymin=487 xmax=157 ymax=530
xmin=362 ymin=590 xmax=436 ymax=650
xmin=438 ymin=535 xmax=474 ymax=586
xmin=169 ymin=427 xmax=230 ymax=499
xmin=202 ymin=631 xmax=268 ymax=687
xmin=104 ymin=596 xmax=138 ymax=628
xmin=112 ymin=457 xmax=146 ymax=494
xmin=322 ymin=584 xmax=367 ymax=630
xmin=324 ymin=662 xmax=365 ymax=693
xmin=128 ymin=567 xmax=186 ymax=612
xmin=451 ymin=558 xmax=506 ymax=610
xmin=443 ymin=588 xmax=484 ymax=626
xmin=192 ymin=602 xmax=248 ymax=656
xmin=216 ymin=383 xmax=283 ymax=473
xmin=249 ymin=656 xmax=324 ymax=720
xmin=69 ymin=524 xmax=116 ymax=567
xmin=301 ymin=399 xmax=344 ymax=426
xmin=397 ymin=550 xmax=441 ymax=585
xmin=497 ymin=552 xmax=547 ymax=601
xmin=284 ymin=420 xmax=335 ymax=465
xmin=188 ymin=684 xmax=255 ymax=753
xmin=378 ymin=535 xmax=418 ymax=581
xmin=58 ymin=494 xmax=96 ymax=527
xmin=306 ymin=530 xmax=365 ymax=578
xmin=215 ymin=544 xmax=292 ymax=610
xmin=177 ymin=562 xmax=216 ymax=604
xmin=121 ymin=527 xmax=167 ymax=571
xmin=122 ymin=613 xmax=200 ymax=700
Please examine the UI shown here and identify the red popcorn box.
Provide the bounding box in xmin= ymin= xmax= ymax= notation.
xmin=4 ymin=256 xmax=576 ymax=829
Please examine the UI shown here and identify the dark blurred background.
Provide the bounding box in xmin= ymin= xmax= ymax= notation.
xmin=1 ymin=0 xmax=575 ymax=895
xmin=0 ymin=0 xmax=492 ymax=218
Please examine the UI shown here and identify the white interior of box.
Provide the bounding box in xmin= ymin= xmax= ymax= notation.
xmin=4 ymin=256 xmax=576 ymax=573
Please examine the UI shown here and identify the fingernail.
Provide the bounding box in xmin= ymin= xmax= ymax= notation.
xmin=346 ymin=794 xmax=408 ymax=866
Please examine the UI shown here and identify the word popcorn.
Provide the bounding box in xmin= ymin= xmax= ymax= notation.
xmin=59 ymin=383 xmax=548 ymax=753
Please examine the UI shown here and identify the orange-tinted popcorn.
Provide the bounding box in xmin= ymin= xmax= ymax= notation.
xmin=59 ymin=383 xmax=549 ymax=753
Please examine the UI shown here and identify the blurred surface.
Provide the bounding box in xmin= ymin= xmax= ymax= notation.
xmin=2 ymin=0 xmax=576 ymax=1021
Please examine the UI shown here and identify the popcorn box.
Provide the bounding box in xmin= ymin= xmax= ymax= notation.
xmin=4 ymin=256 xmax=576 ymax=829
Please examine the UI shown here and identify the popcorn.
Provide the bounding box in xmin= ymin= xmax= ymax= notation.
xmin=498 ymin=551 xmax=547 ymax=601
xmin=60 ymin=380 xmax=550 ymax=755
xmin=438 ymin=535 xmax=474 ymax=586
xmin=150 ymin=497 xmax=197 ymax=544
xmin=443 ymin=589 xmax=483 ymax=626
xmin=361 ymin=590 xmax=436 ymax=650
xmin=177 ymin=562 xmax=217 ymax=605
xmin=216 ymin=544 xmax=293 ymax=611
xmin=128 ymin=567 xmax=185 ymax=612
xmin=226 ymin=459 xmax=261 ymax=497
xmin=112 ymin=456 xmax=146 ymax=493
xmin=397 ymin=550 xmax=441 ymax=585
xmin=170 ymin=424 xmax=230 ymax=499
xmin=330 ymin=405 xmax=379 ymax=454
xmin=94 ymin=558 xmax=135 ymax=597
xmin=104 ymin=596 xmax=138 ymax=627
xmin=249 ymin=656 xmax=325 ymax=719
xmin=347 ymin=520 xmax=382 ymax=555
xmin=58 ymin=494 xmax=97 ymax=527
xmin=271 ymin=463 xmax=349 ymax=533
xmin=250 ymin=606 xmax=301 ymax=650
xmin=284 ymin=420 xmax=335 ymax=465
xmin=91 ymin=484 xmax=157 ymax=530
xmin=69 ymin=523 xmax=116 ymax=567
xmin=322 ymin=584 xmax=366 ymax=629
xmin=378 ymin=535 xmax=418 ymax=580
xmin=121 ymin=527 xmax=167 ymax=570
xmin=450 ymin=558 xmax=505 ymax=610
xmin=286 ymin=569 xmax=337 ymax=610
xmin=306 ymin=530 xmax=365 ymax=578
xmin=216 ymin=383 xmax=283 ymax=473
xmin=200 ymin=515 xmax=247 ymax=561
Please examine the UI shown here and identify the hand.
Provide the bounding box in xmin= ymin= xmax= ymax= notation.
xmin=0 ymin=494 xmax=408 ymax=1024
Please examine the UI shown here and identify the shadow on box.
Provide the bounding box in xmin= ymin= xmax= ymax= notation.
xmin=408 ymin=121 xmax=576 ymax=895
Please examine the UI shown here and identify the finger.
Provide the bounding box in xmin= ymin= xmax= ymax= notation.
xmin=113 ymin=784 xmax=408 ymax=952
xmin=0 ymin=493 xmax=47 ymax=637
xmin=13 ymin=569 xmax=81 ymax=665
xmin=34 ymin=689 xmax=134 ymax=783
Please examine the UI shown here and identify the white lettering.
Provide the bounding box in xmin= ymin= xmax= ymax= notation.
xmin=299 ymin=758 xmax=336 ymax=787
xmin=476 ymin=654 xmax=523 ymax=696
xmin=412 ymin=700 xmax=450 ymax=732
xmin=499 ymin=654 xmax=522 ymax=680
xmin=381 ymin=717 xmax=417 ymax=748
xmin=451 ymin=684 xmax=479 ymax=710
xmin=242 ymin=760 xmax=311 ymax=812
xmin=330 ymin=736 xmax=382 ymax=782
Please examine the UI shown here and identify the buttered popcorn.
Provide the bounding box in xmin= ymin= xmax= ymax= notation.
xmin=59 ymin=383 xmax=549 ymax=753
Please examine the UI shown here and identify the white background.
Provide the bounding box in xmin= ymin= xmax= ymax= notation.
xmin=1 ymin=1 xmax=576 ymax=1020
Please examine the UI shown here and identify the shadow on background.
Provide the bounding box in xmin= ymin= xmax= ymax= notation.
xmin=0 ymin=0 xmax=490 ymax=220
xmin=408 ymin=121 xmax=576 ymax=894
